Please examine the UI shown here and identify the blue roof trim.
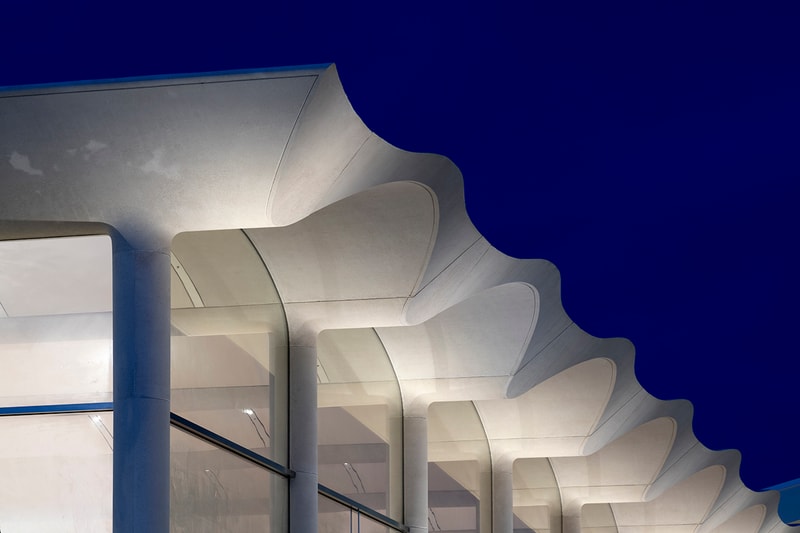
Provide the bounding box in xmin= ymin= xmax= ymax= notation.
xmin=0 ymin=63 xmax=332 ymax=93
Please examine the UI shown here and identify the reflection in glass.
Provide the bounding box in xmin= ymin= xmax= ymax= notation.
xmin=0 ymin=412 xmax=113 ymax=532
xmin=170 ymin=427 xmax=287 ymax=533
xmin=172 ymin=332 xmax=281 ymax=459
xmin=0 ymin=235 xmax=113 ymax=407
xmin=317 ymin=328 xmax=403 ymax=520
xmin=170 ymin=230 xmax=288 ymax=464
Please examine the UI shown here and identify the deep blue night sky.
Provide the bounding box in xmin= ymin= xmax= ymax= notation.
xmin=3 ymin=1 xmax=799 ymax=499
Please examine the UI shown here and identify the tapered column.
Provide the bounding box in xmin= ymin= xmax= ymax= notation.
xmin=270 ymin=332 xmax=290 ymax=532
xmin=493 ymin=467 xmax=514 ymax=533
xmin=477 ymin=467 xmax=492 ymax=532
xmin=405 ymin=414 xmax=429 ymax=533
xmin=289 ymin=345 xmax=318 ymax=533
xmin=113 ymin=246 xmax=171 ymax=533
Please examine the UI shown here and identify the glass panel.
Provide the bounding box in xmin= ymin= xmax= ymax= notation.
xmin=172 ymin=332 xmax=281 ymax=458
xmin=0 ymin=412 xmax=113 ymax=532
xmin=319 ymin=493 xmax=353 ymax=533
xmin=358 ymin=511 xmax=393 ymax=533
xmin=170 ymin=426 xmax=287 ymax=533
xmin=171 ymin=230 xmax=288 ymax=464
xmin=0 ymin=235 xmax=113 ymax=406
xmin=317 ymin=328 xmax=403 ymax=520
xmin=428 ymin=401 xmax=492 ymax=533
xmin=318 ymin=494 xmax=394 ymax=533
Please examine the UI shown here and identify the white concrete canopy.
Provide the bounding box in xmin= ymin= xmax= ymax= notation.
xmin=0 ymin=65 xmax=794 ymax=532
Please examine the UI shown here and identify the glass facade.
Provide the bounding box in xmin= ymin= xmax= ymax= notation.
xmin=319 ymin=492 xmax=393 ymax=533
xmin=168 ymin=230 xmax=408 ymax=533
xmin=167 ymin=230 xmax=407 ymax=533
xmin=170 ymin=230 xmax=291 ymax=527
xmin=170 ymin=230 xmax=289 ymax=463
xmin=0 ymin=225 xmax=781 ymax=533
xmin=0 ymin=232 xmax=407 ymax=533
xmin=0 ymin=223 xmax=770 ymax=533
xmin=170 ymin=426 xmax=287 ymax=532
xmin=2 ymin=228 xmax=771 ymax=533
xmin=0 ymin=235 xmax=113 ymax=532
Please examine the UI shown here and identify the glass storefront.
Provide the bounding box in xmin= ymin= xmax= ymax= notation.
xmin=0 ymin=230 xmax=407 ymax=533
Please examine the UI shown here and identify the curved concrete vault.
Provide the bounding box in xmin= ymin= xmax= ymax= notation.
xmin=1 ymin=64 xmax=795 ymax=532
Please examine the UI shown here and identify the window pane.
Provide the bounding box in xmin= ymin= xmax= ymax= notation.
xmin=172 ymin=332 xmax=282 ymax=459
xmin=170 ymin=426 xmax=287 ymax=533
xmin=0 ymin=412 xmax=113 ymax=532
xmin=318 ymin=494 xmax=397 ymax=533
xmin=0 ymin=235 xmax=113 ymax=407
xmin=171 ymin=230 xmax=288 ymax=464
xmin=317 ymin=328 xmax=403 ymax=520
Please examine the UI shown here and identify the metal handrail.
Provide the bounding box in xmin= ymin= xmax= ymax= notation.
xmin=169 ymin=412 xmax=293 ymax=478
xmin=318 ymin=483 xmax=409 ymax=532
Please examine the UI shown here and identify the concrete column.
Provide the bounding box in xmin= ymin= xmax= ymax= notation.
xmin=289 ymin=345 xmax=318 ymax=533
xmin=479 ymin=467 xmax=493 ymax=533
xmin=404 ymin=414 xmax=428 ymax=533
xmin=270 ymin=332 xmax=290 ymax=532
xmin=493 ymin=468 xmax=514 ymax=533
xmin=388 ymin=413 xmax=404 ymax=520
xmin=113 ymin=246 xmax=171 ymax=533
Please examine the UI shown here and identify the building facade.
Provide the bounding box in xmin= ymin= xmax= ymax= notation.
xmin=0 ymin=65 xmax=795 ymax=532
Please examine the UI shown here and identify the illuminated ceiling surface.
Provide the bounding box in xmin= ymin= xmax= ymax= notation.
xmin=0 ymin=65 xmax=796 ymax=531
